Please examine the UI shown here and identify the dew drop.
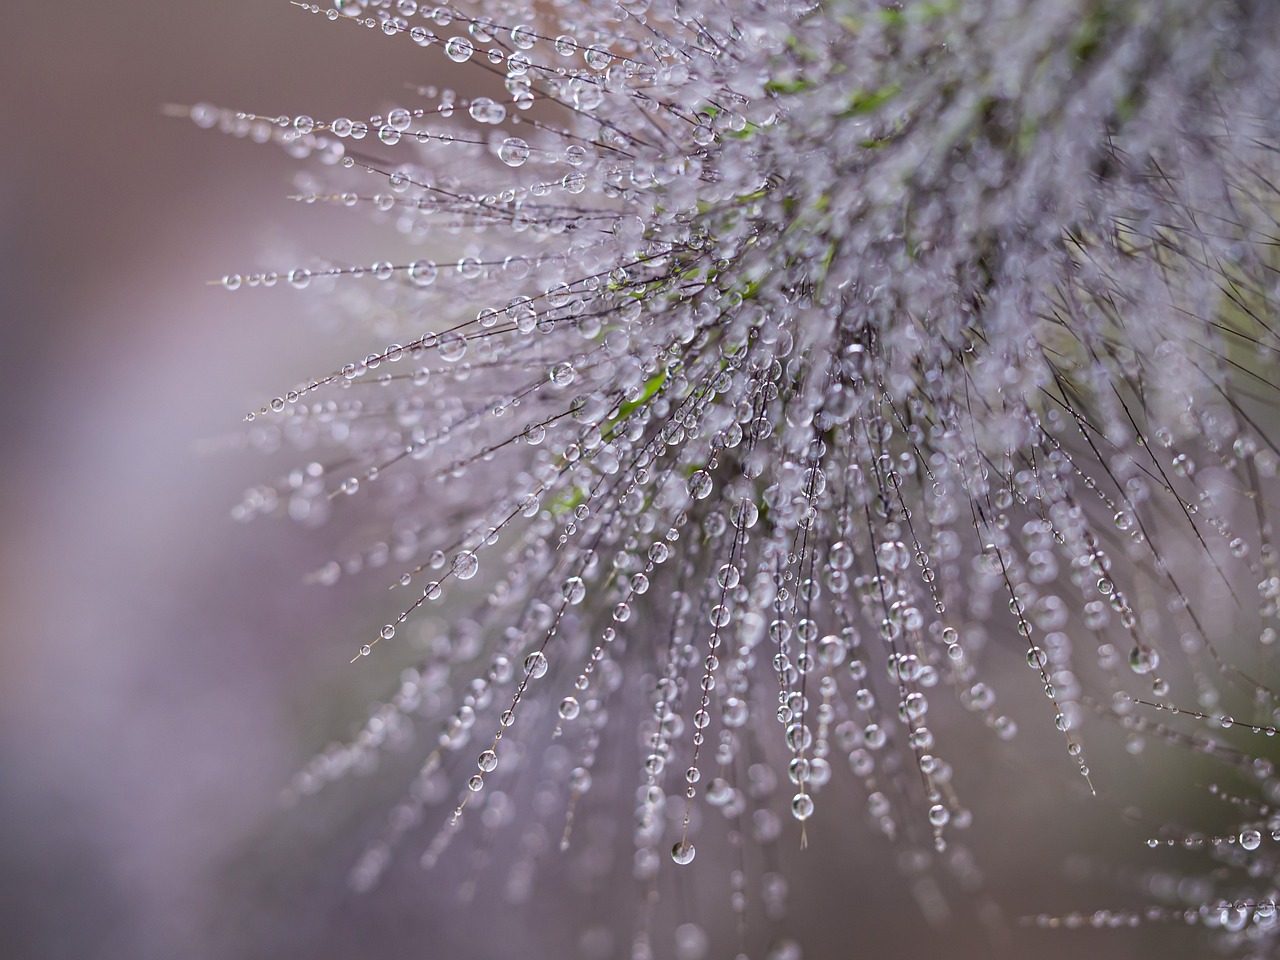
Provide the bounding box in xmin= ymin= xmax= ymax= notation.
xmin=524 ymin=650 xmax=548 ymax=679
xmin=549 ymin=362 xmax=576 ymax=386
xmin=1129 ymin=644 xmax=1159 ymax=675
xmin=409 ymin=260 xmax=438 ymax=286
xmin=562 ymin=576 xmax=586 ymax=604
xmin=498 ymin=137 xmax=530 ymax=167
xmin=444 ymin=36 xmax=473 ymax=62
xmin=452 ymin=550 xmax=479 ymax=580
xmin=468 ymin=97 xmax=506 ymax=124
xmin=791 ymin=793 xmax=814 ymax=821
xmin=687 ymin=470 xmax=713 ymax=500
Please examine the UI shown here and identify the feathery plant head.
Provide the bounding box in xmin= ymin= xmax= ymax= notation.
xmin=185 ymin=0 xmax=1280 ymax=953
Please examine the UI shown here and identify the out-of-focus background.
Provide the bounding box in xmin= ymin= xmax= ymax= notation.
xmin=0 ymin=4 xmax=1226 ymax=959
xmin=0 ymin=5 xmax=461 ymax=957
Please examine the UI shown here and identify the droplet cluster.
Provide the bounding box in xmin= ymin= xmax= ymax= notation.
xmin=191 ymin=0 xmax=1280 ymax=955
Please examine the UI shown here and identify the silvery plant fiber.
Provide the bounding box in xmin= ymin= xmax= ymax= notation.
xmin=185 ymin=0 xmax=1280 ymax=956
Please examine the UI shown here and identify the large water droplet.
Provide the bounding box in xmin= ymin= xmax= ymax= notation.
xmin=452 ymin=551 xmax=479 ymax=580
xmin=1129 ymin=644 xmax=1159 ymax=675
xmin=498 ymin=137 xmax=529 ymax=167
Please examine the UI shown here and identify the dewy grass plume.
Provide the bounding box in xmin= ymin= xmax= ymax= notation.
xmin=181 ymin=0 xmax=1280 ymax=955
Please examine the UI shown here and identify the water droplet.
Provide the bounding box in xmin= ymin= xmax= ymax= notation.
xmin=791 ymin=793 xmax=814 ymax=820
xmin=468 ymin=97 xmax=505 ymax=124
xmin=562 ymin=576 xmax=585 ymax=604
xmin=687 ymin=470 xmax=713 ymax=500
xmin=444 ymin=36 xmax=473 ymax=62
xmin=584 ymin=44 xmax=611 ymax=70
xmin=452 ymin=551 xmax=479 ymax=580
xmin=409 ymin=260 xmax=438 ymax=286
xmin=1129 ymin=644 xmax=1159 ymax=675
xmin=524 ymin=650 xmax=548 ymax=679
xmin=497 ymin=137 xmax=530 ymax=167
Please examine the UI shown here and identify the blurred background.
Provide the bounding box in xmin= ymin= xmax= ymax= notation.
xmin=0 ymin=3 xmax=1238 ymax=959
